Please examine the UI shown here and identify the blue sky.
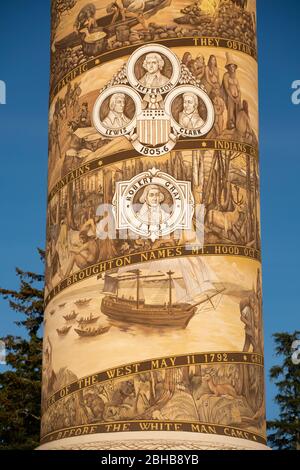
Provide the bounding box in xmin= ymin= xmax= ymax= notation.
xmin=0 ymin=0 xmax=299 ymax=423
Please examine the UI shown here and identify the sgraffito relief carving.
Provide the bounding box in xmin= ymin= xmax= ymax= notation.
xmin=41 ymin=0 xmax=266 ymax=450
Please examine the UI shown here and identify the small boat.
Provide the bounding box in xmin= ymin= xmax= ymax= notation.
xmin=54 ymin=0 xmax=172 ymax=51
xmin=56 ymin=326 xmax=72 ymax=336
xmin=97 ymin=0 xmax=172 ymax=38
xmin=74 ymin=326 xmax=111 ymax=337
xmin=77 ymin=313 xmax=100 ymax=325
xmin=58 ymin=303 xmax=66 ymax=308
xmin=74 ymin=298 xmax=92 ymax=308
xmin=63 ymin=311 xmax=78 ymax=321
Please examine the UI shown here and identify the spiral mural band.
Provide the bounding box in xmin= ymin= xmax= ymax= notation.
xmin=41 ymin=0 xmax=266 ymax=450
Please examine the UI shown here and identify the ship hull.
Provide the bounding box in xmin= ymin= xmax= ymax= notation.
xmin=101 ymin=296 xmax=196 ymax=329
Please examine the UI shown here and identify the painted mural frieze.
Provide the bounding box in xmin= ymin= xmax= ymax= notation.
xmin=41 ymin=0 xmax=266 ymax=450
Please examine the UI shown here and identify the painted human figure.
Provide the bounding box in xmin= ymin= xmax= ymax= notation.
xmin=78 ymin=102 xmax=91 ymax=127
xmin=236 ymin=100 xmax=253 ymax=141
xmin=51 ymin=111 xmax=62 ymax=160
xmin=190 ymin=54 xmax=206 ymax=81
xmin=85 ymin=7 xmax=97 ymax=32
xmin=179 ymin=93 xmax=204 ymax=130
xmin=222 ymin=52 xmax=241 ymax=129
xmin=42 ymin=337 xmax=56 ymax=410
xmin=65 ymin=83 xmax=73 ymax=118
xmin=240 ymin=294 xmax=257 ymax=352
xmin=71 ymin=82 xmax=82 ymax=116
xmin=139 ymin=53 xmax=169 ymax=88
xmin=182 ymin=52 xmax=193 ymax=69
xmin=255 ymin=269 xmax=264 ymax=355
xmin=56 ymin=218 xmax=68 ymax=264
xmin=75 ymin=5 xmax=97 ymax=33
xmin=212 ymin=87 xmax=225 ymax=135
xmin=61 ymin=230 xmax=99 ymax=279
xmin=203 ymin=55 xmax=221 ymax=96
xmin=137 ymin=185 xmax=170 ymax=226
xmin=111 ymin=0 xmax=147 ymax=29
xmin=103 ymin=93 xmax=130 ymax=128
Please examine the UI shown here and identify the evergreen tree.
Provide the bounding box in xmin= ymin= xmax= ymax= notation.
xmin=0 ymin=250 xmax=44 ymax=450
xmin=267 ymin=331 xmax=300 ymax=450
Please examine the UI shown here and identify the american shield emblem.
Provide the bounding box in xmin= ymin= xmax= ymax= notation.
xmin=137 ymin=110 xmax=171 ymax=147
xmin=92 ymin=44 xmax=215 ymax=156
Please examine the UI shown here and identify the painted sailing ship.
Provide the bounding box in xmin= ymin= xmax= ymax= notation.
xmin=100 ymin=259 xmax=224 ymax=329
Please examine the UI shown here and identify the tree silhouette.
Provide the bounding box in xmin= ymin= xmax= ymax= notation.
xmin=0 ymin=250 xmax=44 ymax=450
xmin=267 ymin=331 xmax=300 ymax=450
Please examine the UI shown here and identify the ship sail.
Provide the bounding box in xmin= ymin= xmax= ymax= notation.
xmin=118 ymin=278 xmax=145 ymax=302
xmin=172 ymin=278 xmax=187 ymax=303
xmin=145 ymin=282 xmax=171 ymax=305
xmin=103 ymin=274 xmax=118 ymax=295
xmin=107 ymin=257 xmax=223 ymax=310
xmin=177 ymin=258 xmax=216 ymax=302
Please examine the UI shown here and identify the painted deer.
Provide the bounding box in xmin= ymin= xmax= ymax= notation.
xmin=207 ymin=186 xmax=245 ymax=239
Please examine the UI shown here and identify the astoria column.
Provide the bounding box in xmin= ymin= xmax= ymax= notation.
xmin=40 ymin=0 xmax=267 ymax=450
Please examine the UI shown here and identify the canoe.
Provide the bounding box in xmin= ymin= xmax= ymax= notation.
xmin=54 ymin=0 xmax=172 ymax=51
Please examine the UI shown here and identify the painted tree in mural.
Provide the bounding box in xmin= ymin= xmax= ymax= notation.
xmin=51 ymin=0 xmax=77 ymax=43
xmin=267 ymin=331 xmax=300 ymax=450
xmin=0 ymin=251 xmax=44 ymax=450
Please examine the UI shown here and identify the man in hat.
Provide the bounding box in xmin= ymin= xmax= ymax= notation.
xmin=179 ymin=92 xmax=205 ymax=130
xmin=222 ymin=52 xmax=241 ymax=129
xmin=137 ymin=185 xmax=170 ymax=226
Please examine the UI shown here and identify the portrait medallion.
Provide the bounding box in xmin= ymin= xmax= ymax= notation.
xmin=93 ymin=44 xmax=215 ymax=156
xmin=112 ymin=167 xmax=195 ymax=242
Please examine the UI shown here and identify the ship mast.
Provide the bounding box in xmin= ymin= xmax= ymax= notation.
xmin=167 ymin=270 xmax=174 ymax=308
